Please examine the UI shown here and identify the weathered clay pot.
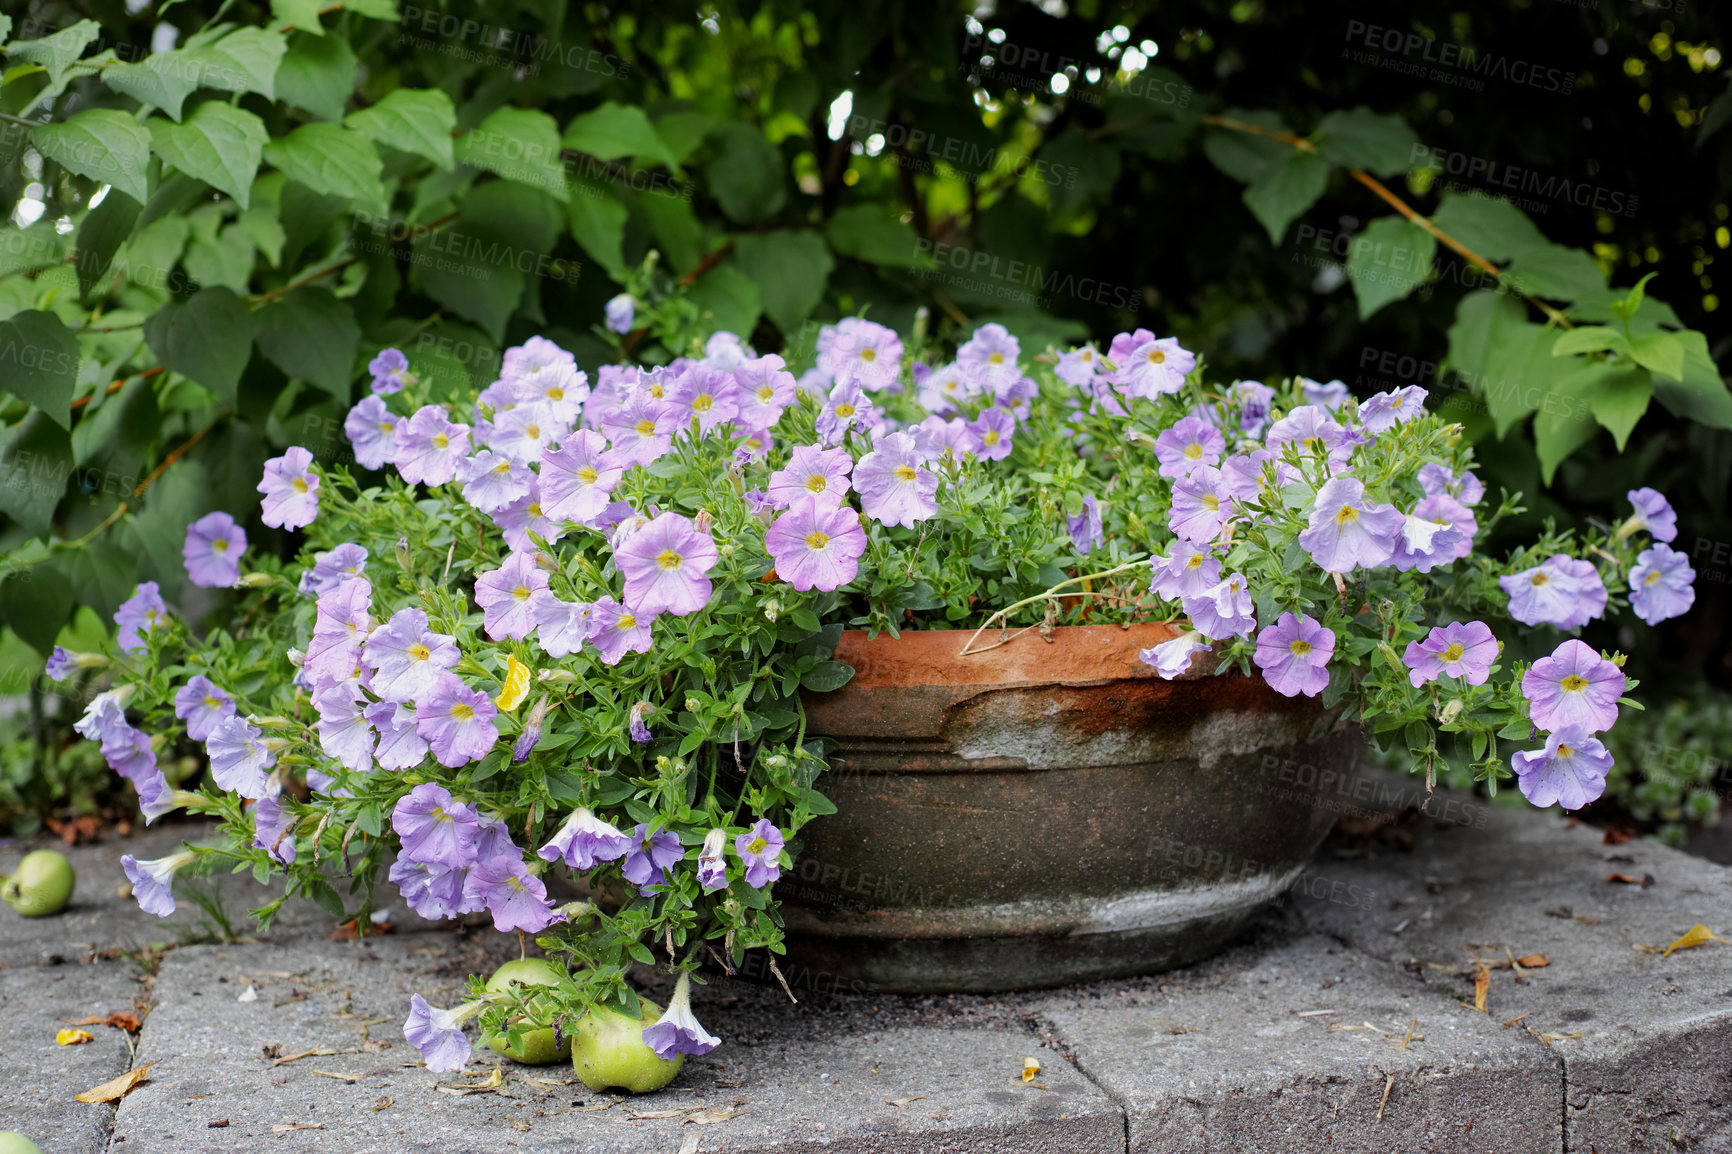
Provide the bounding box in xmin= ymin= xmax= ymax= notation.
xmin=781 ymin=621 xmax=1358 ymax=993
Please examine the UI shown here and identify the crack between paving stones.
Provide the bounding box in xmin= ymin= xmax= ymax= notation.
xmin=1019 ymin=1012 xmax=1131 ymax=1153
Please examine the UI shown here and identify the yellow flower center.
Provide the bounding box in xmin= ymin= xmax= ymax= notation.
xmin=836 ymin=403 xmax=856 ymax=419
xmin=1334 ymin=505 xmax=1358 ymax=525
xmin=636 ymin=419 xmax=655 ymax=436
xmin=805 ymin=475 xmax=828 ymax=493
xmin=656 ymin=549 xmax=683 ymax=570
xmin=1442 ymin=643 xmax=1464 ymax=662
xmin=1644 ymin=571 xmax=1661 ymax=586
xmin=989 ymin=352 xmax=1005 ymax=365
xmin=1184 ymin=444 xmax=1202 ymax=459
xmin=1185 ymin=554 xmax=1204 ymax=570
xmin=493 ymin=461 xmax=511 ymax=476
xmin=757 ymin=385 xmax=775 ymax=401
xmin=805 ymin=531 xmax=830 ymax=550
xmin=408 ymin=643 xmax=431 ymax=662
xmin=512 ymin=583 xmax=531 ymax=603
xmin=1201 ymin=493 xmax=1220 ymax=512
xmin=1557 ymin=743 xmax=1574 ymax=758
xmin=1289 ymin=639 xmax=1312 ymax=656
xmin=527 ymin=503 xmax=543 ymax=518
xmin=204 ymin=695 xmax=222 ymax=710
xmin=983 ymin=431 xmax=1000 ymax=445
xmin=894 ymin=464 xmax=917 ymax=483
xmin=1148 ymin=349 xmax=1166 ymax=365
xmin=577 ymin=466 xmax=598 ymax=485
xmin=747 ymin=836 xmax=768 ymax=855
xmin=618 ymin=613 xmax=636 ymax=630
xmin=860 ymin=348 xmax=877 ymax=363
xmin=1560 ymin=674 xmax=1588 ymax=693
xmin=432 ymin=433 xmax=449 ymax=450
xmin=526 ymin=424 xmax=541 ymax=439
xmin=379 ymin=420 xmax=395 ymax=433
xmin=1530 ymin=573 xmax=1548 ymax=587
xmin=211 ymin=538 xmax=228 ymax=553
xmin=450 ymin=702 xmax=474 ymax=721
xmin=547 ymin=386 xmax=564 ymax=401
xmin=291 ymin=477 xmax=309 ymax=494
xmin=692 ymin=395 xmax=713 ymax=413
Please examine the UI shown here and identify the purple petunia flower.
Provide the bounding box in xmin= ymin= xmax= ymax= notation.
xmin=1510 ymin=727 xmax=1613 ymax=811
xmin=612 ymin=511 xmax=718 ymax=618
xmin=1055 ymin=345 xmax=1102 ymax=388
xmin=1139 ymin=633 xmax=1210 ymax=679
xmin=493 ymin=481 xmax=567 ymax=554
xmin=539 ymin=807 xmax=634 ymax=871
xmin=828 ymin=318 xmax=904 ymax=392
xmin=767 ymin=444 xmax=853 ymax=510
xmin=1117 ymin=335 xmax=1194 ymax=399
xmin=205 ymin=715 xmax=274 ymax=799
xmin=1500 ymin=555 xmax=1608 ymax=630
xmin=314 ymin=683 xmax=374 ymax=773
xmin=1417 ymin=463 xmax=1485 ymax=507
xmin=363 ymin=608 xmax=459 ymax=703
xmin=389 ymin=856 xmax=474 ymax=921
xmin=182 ymin=511 xmax=247 ymax=587
xmin=1413 ymin=495 xmax=1476 ymax=563
xmin=642 ymin=973 xmax=721 ymax=1059
xmin=664 ymin=365 xmax=740 ymax=437
xmin=366 ymin=700 xmax=428 ymax=771
xmin=604 ymin=293 xmax=635 ymax=335
xmin=1068 ymin=494 xmax=1104 ymax=554
xmin=1624 ymin=487 xmax=1677 ymax=543
xmin=115 ymin=582 xmax=169 ymax=652
xmin=1301 ymin=377 xmax=1350 ymax=410
xmin=1183 ymin=573 xmax=1256 ymax=640
xmin=395 ymin=406 xmax=471 ymax=486
xmin=345 ymin=395 xmax=402 ymax=471
xmin=298 ymin=543 xmax=369 ymax=599
xmin=1230 ymin=380 xmax=1276 ymax=436
xmin=734 ymin=354 xmax=798 ymax=429
xmin=816 ymin=380 xmax=875 ymax=445
xmin=1266 ymin=405 xmax=1353 ymax=471
xmin=855 ymin=431 xmax=939 ymax=529
xmin=627 ymin=700 xmax=654 ymax=745
xmin=622 ymin=823 xmax=683 ymax=888
xmin=956 ymin=323 xmax=1022 ymax=397
xmin=970 ymin=407 xmax=1017 ymax=461
xmin=474 ymin=552 xmax=554 ymax=641
xmin=252 ymin=794 xmax=298 ymax=864
xmin=174 ymin=676 xmax=237 ymax=743
xmin=1387 ymin=504 xmax=1467 ymax=573
xmin=600 ymin=390 xmax=676 ymax=468
xmin=105 ymin=728 xmax=157 ymax=786
xmin=541 ymin=430 xmax=625 ymax=526
xmin=393 ymin=783 xmax=481 ymax=869
xmin=134 ymin=769 xmax=179 ymax=825
xmin=258 ymin=447 xmax=320 ymax=530
xmin=1521 ymin=639 xmax=1625 ymax=734
xmin=588 ymin=598 xmax=655 ymax=665
xmin=416 ymin=679 xmax=500 ymax=768
xmin=369 ymin=347 xmax=412 ymax=395
xmin=689 ymin=828 xmax=724 ymax=892
xmin=766 ymin=498 xmax=868 ymax=593
xmin=487 ymin=404 xmax=565 ymax=466
xmin=455 ymin=450 xmax=534 ymax=515
xmin=1356 ymin=385 xmax=1427 ymax=433
xmin=1298 ymin=477 xmax=1403 ymax=573
xmin=463 ymin=856 xmax=562 ymax=933
xmin=304 ymin=576 xmax=372 ymax=690
xmin=75 ymin=686 xmax=135 ymax=750
xmin=534 ymin=597 xmax=595 ymax=660
xmin=735 ymin=818 xmax=784 ymax=888
xmin=1154 ymin=416 xmax=1226 ymax=479
xmin=44 ymin=647 xmax=76 ymax=682
xmin=403 ymin=994 xmax=475 ymax=1073
xmin=1402 ymin=621 xmax=1498 ymax=688
xmin=1149 ymin=542 xmax=1222 ymax=600
xmin=121 ymin=851 xmax=193 ymax=918
xmin=1253 ymin=612 xmax=1336 ymax=698
xmin=1169 ymin=466 xmax=1232 ymax=544
xmin=1628 ymin=543 xmax=1695 ymax=625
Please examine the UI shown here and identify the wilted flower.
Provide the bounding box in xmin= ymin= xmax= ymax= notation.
xmin=1067 ymin=494 xmax=1104 ymax=554
xmin=696 ymin=828 xmax=727 ymax=891
xmin=629 ymin=700 xmax=655 ymax=745
xmin=1139 ymin=633 xmax=1209 ymax=679
xmin=641 ymin=973 xmax=721 ymax=1059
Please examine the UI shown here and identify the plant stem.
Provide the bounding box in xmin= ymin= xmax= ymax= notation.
xmin=960 ymin=556 xmax=1149 ymax=654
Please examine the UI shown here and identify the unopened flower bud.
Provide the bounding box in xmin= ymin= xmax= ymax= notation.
xmin=1437 ymin=699 xmax=1463 ymax=725
xmin=695 ymin=510 xmax=713 ymax=535
xmin=537 ymin=669 xmax=579 ymax=684
xmin=261 ymin=737 xmax=293 ymax=753
xmin=251 ymin=715 xmax=294 ymax=729
xmin=719 ymin=542 xmax=735 ymax=556
xmin=684 ymin=696 xmax=701 ymax=714
xmin=762 ymin=598 xmax=780 ymax=623
xmin=1377 ymin=642 xmax=1404 ymax=674
xmin=236 ymin=572 xmax=275 ymax=588
xmin=286 ymin=648 xmax=305 ymax=668
xmin=722 ymin=897 xmax=741 ymax=917
xmin=1125 ymin=428 xmax=1159 ymax=451
xmin=395 ymin=536 xmax=412 ymax=570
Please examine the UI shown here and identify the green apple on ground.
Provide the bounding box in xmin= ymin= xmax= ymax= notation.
xmin=570 ymin=995 xmax=683 ymax=1092
xmin=484 ymin=958 xmax=572 ymax=1065
xmin=0 ymin=1131 xmax=46 ymax=1154
xmin=1 ymin=850 xmax=76 ymax=917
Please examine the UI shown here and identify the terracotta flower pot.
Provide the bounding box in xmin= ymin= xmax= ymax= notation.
xmin=780 ymin=621 xmax=1358 ymax=993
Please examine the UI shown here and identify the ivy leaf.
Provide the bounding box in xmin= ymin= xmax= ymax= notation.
xmin=1429 ymin=192 xmax=1548 ymax=264
xmin=1241 ymin=149 xmax=1329 ymax=244
xmin=1628 ymin=331 xmax=1685 ymax=382
xmin=0 ymin=413 xmax=74 ymax=537
xmin=100 ymin=53 xmax=202 ymax=121
xmin=5 ymin=20 xmax=101 ymax=92
xmin=734 ymin=230 xmax=834 ymax=334
xmin=263 ymin=122 xmax=385 ymax=208
xmin=275 ymin=31 xmax=357 ymax=121
xmin=148 ymin=103 xmax=269 ymax=208
xmin=1552 ymin=326 xmax=1632 ymax=360
xmin=0 ymin=310 xmax=80 ymax=430
xmin=685 ymin=263 xmax=760 ymax=339
xmin=1652 ymin=330 xmax=1732 ymax=430
xmin=33 ymin=110 xmax=151 ymax=205
xmin=1315 ymin=107 xmax=1419 ymax=177
xmin=75 ymin=189 xmax=142 ymax=298
xmin=254 ymin=286 xmax=360 ymax=400
xmin=704 ymin=123 xmax=785 ymax=224
xmin=345 ymin=88 xmax=456 ymax=171
xmin=1589 ymin=366 xmax=1654 ymax=451
xmin=565 ymin=177 xmax=629 ymax=282
xmin=142 ymin=287 xmax=256 ymax=404
xmin=562 ymin=101 xmax=680 ymax=170
xmin=1346 ymin=216 xmax=1436 ymax=319
xmin=1500 ymin=243 xmax=1606 ymax=303
xmin=457 ymin=107 xmax=567 ymax=201
xmin=826 ymin=204 xmax=930 ymax=267
xmin=188 ymin=27 xmax=288 ymax=101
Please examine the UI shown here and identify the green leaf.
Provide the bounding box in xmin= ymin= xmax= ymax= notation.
xmin=800 ymin=660 xmax=855 ymax=693
xmin=275 ymin=30 xmax=356 ymax=121
xmin=457 ymin=107 xmax=567 ymax=201
xmin=0 ymin=414 xmax=73 ymax=537
xmin=0 ymin=564 xmax=75 ymax=655
xmin=636 ymin=191 xmax=704 ymax=275
xmin=270 ymin=0 xmax=327 ymax=34
xmin=1444 ymin=289 xmax=1524 ymax=384
xmin=565 ymin=178 xmax=629 ymax=282
xmin=345 ymin=88 xmax=456 ymax=171
xmin=1315 ymin=107 xmax=1420 ymax=177
xmin=0 ymin=310 xmax=80 ymax=429
xmin=1345 ymin=216 xmax=1436 ymax=319
xmin=1241 ymin=149 xmax=1329 ymax=244
xmin=562 ymin=101 xmax=680 ymax=169
xmin=1500 ymin=243 xmax=1606 ymax=303
xmin=262 ymin=122 xmax=385 ymax=207
xmin=654 ymin=111 xmax=715 ymax=165
xmin=148 ymin=103 xmax=269 ymax=208
xmin=142 ymin=287 xmax=256 ymax=404
xmin=253 ymin=286 xmax=359 ymax=400
xmin=1481 ymin=321 xmax=1562 ymax=437
xmin=1628 ymin=331 xmax=1685 ymax=382
xmin=685 ymin=263 xmax=760 ymax=339
xmin=72 ymin=373 xmax=157 ymax=479
xmin=1651 ymin=329 xmax=1732 ymax=430
xmin=825 ymin=204 xmax=930 ymax=267
xmin=1201 ymin=108 xmax=1291 ymax=182
xmin=1551 ymin=326 xmax=1632 ymax=359
xmin=704 ymin=123 xmax=785 ymax=224
xmin=184 ymin=219 xmax=255 ymax=294
xmin=1533 ymin=361 xmax=1622 ymax=484
xmin=188 ymin=27 xmax=288 ymax=101
xmin=33 ymin=109 xmax=150 ymax=204
xmin=6 ymin=20 xmax=100 ymax=88
xmin=1429 ymin=192 xmax=1548 ymax=264
xmin=1589 ymin=366 xmax=1654 ymax=451
xmin=75 ymin=190 xmax=142 ymax=298
xmin=734 ymin=231 xmax=834 ymax=334
xmin=100 ymin=53 xmax=202 ymax=121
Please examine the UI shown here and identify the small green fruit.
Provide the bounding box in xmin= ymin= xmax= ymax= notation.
xmin=484 ymin=958 xmax=572 ymax=1065
xmin=570 ymin=995 xmax=683 ymax=1093
xmin=1 ymin=850 xmax=75 ymax=918
xmin=0 ymin=1131 xmax=46 ymax=1154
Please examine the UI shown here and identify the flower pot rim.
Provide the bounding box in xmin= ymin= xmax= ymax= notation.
xmin=821 ymin=619 xmax=1189 ymax=694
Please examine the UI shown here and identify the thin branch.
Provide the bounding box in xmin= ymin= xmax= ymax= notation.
xmin=70 ymin=366 xmax=163 ymax=412
xmin=134 ymin=410 xmax=228 ymax=499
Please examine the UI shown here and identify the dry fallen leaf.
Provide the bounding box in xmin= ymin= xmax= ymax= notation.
xmin=886 ymin=1095 xmax=926 ymax=1108
xmin=272 ymin=1123 xmax=326 ymax=1132
xmin=1606 ymin=873 xmax=1655 ymax=887
xmin=1469 ymin=949 xmax=1490 ymax=1013
xmin=371 ymin=1096 xmax=393 ymax=1112
xmin=65 ymin=1012 xmax=143 ymax=1033
xmin=687 ymin=1107 xmax=747 ymax=1125
xmin=1663 ymin=923 xmax=1728 ymax=957
xmin=75 ymin=1060 xmax=162 ymax=1104
xmin=56 ymin=1029 xmax=94 ymax=1046
xmin=678 ymin=1132 xmax=701 ymax=1154
xmin=313 ymin=1069 xmax=363 ymax=1083
xmin=1528 ymin=1028 xmax=1582 ymax=1047
xmin=269 ymin=1046 xmax=359 ymax=1067
xmin=1021 ymin=1057 xmax=1041 ymax=1083
xmin=1514 ymin=954 xmax=1549 ymax=968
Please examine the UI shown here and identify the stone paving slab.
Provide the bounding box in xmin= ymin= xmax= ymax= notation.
xmin=109 ymin=936 xmax=1125 ymax=1153
xmin=1030 ymin=934 xmax=1560 ymax=1153
xmin=1288 ymin=793 xmax=1732 ymax=1152
xmin=0 ymin=961 xmax=140 ymax=1153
